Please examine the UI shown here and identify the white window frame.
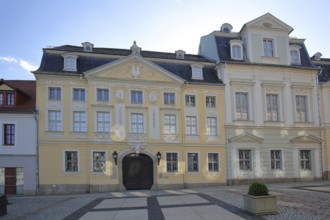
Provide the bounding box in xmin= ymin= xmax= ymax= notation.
xmin=130 ymin=112 xmax=144 ymax=134
xmin=2 ymin=122 xmax=16 ymax=146
xmin=263 ymin=38 xmax=275 ymax=57
xmin=270 ymin=149 xmax=282 ymax=170
xmin=230 ymin=40 xmax=243 ymax=60
xmin=130 ymin=90 xmax=143 ymax=104
xmin=63 ymin=150 xmax=79 ymax=173
xmin=62 ymin=54 xmax=78 ymax=71
xmin=96 ymin=111 xmax=111 ymax=132
xmin=185 ymin=94 xmax=196 ymax=107
xmin=207 ymin=152 xmax=220 ymax=172
xmin=72 ymin=111 xmax=87 ymax=132
xmin=48 ymin=110 xmax=62 ymax=131
xmin=238 ymin=149 xmax=252 ymax=171
xmin=191 ymin=64 xmax=204 ymax=80
xmin=206 ymin=117 xmax=217 ymax=136
xmin=166 ymin=152 xmax=179 ymax=173
xmin=266 ymin=94 xmax=280 ymax=121
xmin=235 ymin=92 xmax=249 ymax=120
xmin=290 ymin=45 xmax=301 ymax=65
xmin=187 ymin=152 xmax=199 ymax=172
xmin=48 ymin=87 xmax=62 ymax=101
xmin=72 ymin=88 xmax=86 ymax=102
xmin=205 ymin=95 xmax=216 ymax=108
xmin=163 ymin=114 xmax=177 ymax=134
xmin=185 ymin=116 xmax=198 ymax=135
xmin=300 ymin=150 xmax=312 ymax=170
xmin=91 ymin=150 xmax=107 ymax=173
xmin=96 ymin=88 xmax=110 ymax=102
xmin=163 ymin=92 xmax=176 ymax=105
xmin=295 ymin=95 xmax=308 ymax=122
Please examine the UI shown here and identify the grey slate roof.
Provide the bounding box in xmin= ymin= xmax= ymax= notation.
xmin=213 ymin=35 xmax=314 ymax=68
xmin=34 ymin=45 xmax=223 ymax=85
xmin=311 ymin=58 xmax=330 ymax=83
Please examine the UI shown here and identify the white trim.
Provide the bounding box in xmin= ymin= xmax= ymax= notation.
xmin=62 ymin=53 xmax=78 ymax=71
xmin=130 ymin=89 xmax=144 ymax=105
xmin=184 ymin=93 xmax=198 ymax=107
xmin=94 ymin=110 xmax=112 ymax=133
xmin=95 ymin=87 xmax=110 ymax=104
xmin=230 ymin=40 xmax=243 ymax=60
xmin=71 ymin=87 xmax=87 ymax=102
xmin=164 ymin=151 xmax=180 ymax=173
xmin=190 ymin=63 xmax=204 ymax=80
xmin=289 ymin=45 xmax=301 ymax=65
xmin=162 ymin=91 xmax=177 ymax=107
xmin=269 ymin=148 xmax=284 ymax=171
xmin=1 ymin=122 xmax=17 ymax=147
xmin=128 ymin=110 xmax=146 ymax=134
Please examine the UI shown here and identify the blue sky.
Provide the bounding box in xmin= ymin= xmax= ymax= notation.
xmin=1 ymin=0 xmax=330 ymax=80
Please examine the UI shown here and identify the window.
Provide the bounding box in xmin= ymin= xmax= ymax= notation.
xmin=49 ymin=87 xmax=61 ymax=101
xmin=185 ymin=116 xmax=197 ymax=135
xmin=97 ymin=112 xmax=110 ymax=132
xmin=131 ymin=90 xmax=143 ymax=104
xmin=164 ymin=114 xmax=176 ymax=134
xmin=166 ymin=152 xmax=178 ymax=172
xmin=235 ymin=92 xmax=249 ymax=120
xmin=300 ymin=150 xmax=311 ymax=170
xmin=263 ymin=39 xmax=274 ymax=57
xmin=5 ymin=93 xmax=14 ymax=106
xmin=48 ymin=111 xmax=62 ymax=131
xmin=191 ymin=65 xmax=203 ymax=80
xmin=0 ymin=93 xmax=2 ymax=106
xmin=73 ymin=88 xmax=85 ymax=101
xmin=266 ymin=94 xmax=279 ymax=121
xmin=73 ymin=111 xmax=86 ymax=132
xmin=290 ymin=50 xmax=300 ymax=64
xmin=97 ymin=89 xmax=109 ymax=102
xmin=239 ymin=150 xmax=251 ymax=170
xmin=65 ymin=151 xmax=78 ymax=172
xmin=63 ymin=55 xmax=77 ymax=71
xmin=232 ymin=45 xmax=242 ymax=60
xmin=208 ymin=153 xmax=219 ymax=172
xmin=131 ymin=113 xmax=144 ymax=133
xmin=206 ymin=96 xmax=216 ymax=108
xmin=164 ymin=93 xmax=175 ymax=105
xmin=270 ymin=150 xmax=282 ymax=170
xmin=296 ymin=95 xmax=308 ymax=122
xmin=3 ymin=124 xmax=15 ymax=145
xmin=187 ymin=153 xmax=199 ymax=172
xmin=206 ymin=117 xmax=217 ymax=136
xmin=185 ymin=95 xmax=196 ymax=107
xmin=92 ymin=151 xmax=106 ymax=173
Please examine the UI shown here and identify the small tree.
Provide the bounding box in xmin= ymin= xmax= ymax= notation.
xmin=248 ymin=182 xmax=269 ymax=196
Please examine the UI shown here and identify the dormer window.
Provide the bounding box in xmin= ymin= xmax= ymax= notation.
xmin=230 ymin=40 xmax=243 ymax=60
xmin=191 ymin=64 xmax=204 ymax=80
xmin=290 ymin=45 xmax=301 ymax=65
xmin=175 ymin=50 xmax=185 ymax=59
xmin=62 ymin=54 xmax=78 ymax=71
xmin=0 ymin=92 xmax=15 ymax=107
xmin=82 ymin=42 xmax=94 ymax=52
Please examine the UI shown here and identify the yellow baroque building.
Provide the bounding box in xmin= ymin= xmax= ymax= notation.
xmin=33 ymin=42 xmax=226 ymax=194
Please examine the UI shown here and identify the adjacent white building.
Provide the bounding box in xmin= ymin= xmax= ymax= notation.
xmin=199 ymin=13 xmax=322 ymax=183
xmin=0 ymin=80 xmax=37 ymax=195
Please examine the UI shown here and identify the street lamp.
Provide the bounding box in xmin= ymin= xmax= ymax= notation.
xmin=156 ymin=151 xmax=161 ymax=165
xmin=112 ymin=151 xmax=118 ymax=165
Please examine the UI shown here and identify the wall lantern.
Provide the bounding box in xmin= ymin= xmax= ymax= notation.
xmin=112 ymin=151 xmax=118 ymax=165
xmin=156 ymin=151 xmax=161 ymax=165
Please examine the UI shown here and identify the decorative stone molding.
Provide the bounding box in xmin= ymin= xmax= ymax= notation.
xmin=162 ymin=134 xmax=179 ymax=143
xmin=149 ymin=92 xmax=158 ymax=103
xmin=128 ymin=133 xmax=146 ymax=142
xmin=115 ymin=90 xmax=124 ymax=101
xmin=94 ymin=132 xmax=113 ymax=141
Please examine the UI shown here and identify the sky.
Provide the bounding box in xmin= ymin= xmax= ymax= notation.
xmin=1 ymin=0 xmax=330 ymax=80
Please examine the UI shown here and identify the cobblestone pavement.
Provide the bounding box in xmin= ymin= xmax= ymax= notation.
xmin=0 ymin=181 xmax=329 ymax=220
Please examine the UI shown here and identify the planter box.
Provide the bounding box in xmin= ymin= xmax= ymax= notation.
xmin=243 ymin=194 xmax=277 ymax=215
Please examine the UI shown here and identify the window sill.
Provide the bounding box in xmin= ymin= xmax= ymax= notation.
xmin=63 ymin=171 xmax=80 ymax=174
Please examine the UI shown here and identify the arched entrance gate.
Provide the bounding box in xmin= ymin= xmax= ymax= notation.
xmin=122 ymin=153 xmax=154 ymax=190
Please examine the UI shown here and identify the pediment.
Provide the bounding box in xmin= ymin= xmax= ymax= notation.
xmin=243 ymin=13 xmax=293 ymax=33
xmin=84 ymin=54 xmax=184 ymax=84
xmin=229 ymin=133 xmax=264 ymax=143
xmin=0 ymin=84 xmax=14 ymax=91
xmin=290 ymin=134 xmax=322 ymax=144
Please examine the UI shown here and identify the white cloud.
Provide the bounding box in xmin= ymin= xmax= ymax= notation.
xmin=0 ymin=56 xmax=37 ymax=72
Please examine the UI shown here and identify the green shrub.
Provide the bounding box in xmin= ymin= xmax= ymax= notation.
xmin=248 ymin=182 xmax=269 ymax=196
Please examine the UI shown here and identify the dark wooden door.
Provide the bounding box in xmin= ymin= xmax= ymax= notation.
xmin=123 ymin=153 xmax=153 ymax=190
xmin=5 ymin=168 xmax=16 ymax=194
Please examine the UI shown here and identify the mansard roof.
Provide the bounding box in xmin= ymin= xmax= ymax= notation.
xmin=311 ymin=57 xmax=330 ymax=83
xmin=0 ymin=79 xmax=36 ymax=112
xmin=34 ymin=45 xmax=223 ymax=85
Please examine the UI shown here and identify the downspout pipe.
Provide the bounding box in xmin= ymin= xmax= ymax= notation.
xmin=34 ymin=109 xmax=39 ymax=196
